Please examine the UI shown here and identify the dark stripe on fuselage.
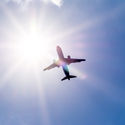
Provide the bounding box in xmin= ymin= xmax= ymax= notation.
xmin=62 ymin=65 xmax=69 ymax=77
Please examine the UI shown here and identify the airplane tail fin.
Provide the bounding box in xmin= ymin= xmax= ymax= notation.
xmin=61 ymin=75 xmax=77 ymax=81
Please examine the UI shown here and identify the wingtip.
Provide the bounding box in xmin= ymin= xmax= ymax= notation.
xmin=82 ymin=59 xmax=86 ymax=61
xmin=43 ymin=68 xmax=46 ymax=71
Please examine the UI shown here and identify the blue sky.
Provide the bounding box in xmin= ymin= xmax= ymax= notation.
xmin=0 ymin=0 xmax=125 ymax=125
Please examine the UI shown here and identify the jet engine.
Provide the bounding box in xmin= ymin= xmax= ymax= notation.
xmin=67 ymin=55 xmax=71 ymax=59
xmin=53 ymin=59 xmax=59 ymax=67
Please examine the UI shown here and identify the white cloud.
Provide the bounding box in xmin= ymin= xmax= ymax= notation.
xmin=51 ymin=0 xmax=63 ymax=7
xmin=5 ymin=0 xmax=32 ymax=11
xmin=6 ymin=0 xmax=32 ymax=4
xmin=5 ymin=0 xmax=64 ymax=7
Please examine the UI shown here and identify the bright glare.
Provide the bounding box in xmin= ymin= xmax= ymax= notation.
xmin=0 ymin=4 xmax=87 ymax=85
xmin=14 ymin=21 xmax=54 ymax=65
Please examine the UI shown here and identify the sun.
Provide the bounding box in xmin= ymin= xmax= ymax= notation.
xmin=14 ymin=20 xmax=55 ymax=66
xmin=17 ymin=31 xmax=50 ymax=62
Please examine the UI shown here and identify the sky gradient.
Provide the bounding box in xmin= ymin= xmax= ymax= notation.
xmin=0 ymin=0 xmax=125 ymax=125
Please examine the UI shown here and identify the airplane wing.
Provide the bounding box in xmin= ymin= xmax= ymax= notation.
xmin=43 ymin=63 xmax=57 ymax=71
xmin=66 ymin=58 xmax=86 ymax=64
xmin=56 ymin=46 xmax=64 ymax=60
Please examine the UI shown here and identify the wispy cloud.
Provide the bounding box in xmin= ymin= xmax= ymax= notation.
xmin=51 ymin=0 xmax=63 ymax=7
xmin=5 ymin=0 xmax=32 ymax=5
xmin=5 ymin=0 xmax=64 ymax=7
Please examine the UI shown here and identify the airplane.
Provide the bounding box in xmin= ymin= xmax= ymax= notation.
xmin=43 ymin=46 xmax=86 ymax=81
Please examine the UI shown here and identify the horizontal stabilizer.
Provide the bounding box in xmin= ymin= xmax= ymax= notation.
xmin=61 ymin=75 xmax=76 ymax=81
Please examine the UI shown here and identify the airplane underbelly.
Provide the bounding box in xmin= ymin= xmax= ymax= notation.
xmin=55 ymin=60 xmax=65 ymax=67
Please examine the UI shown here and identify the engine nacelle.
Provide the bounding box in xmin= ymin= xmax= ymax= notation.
xmin=67 ymin=55 xmax=71 ymax=59
xmin=53 ymin=59 xmax=56 ymax=63
xmin=53 ymin=59 xmax=60 ymax=67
